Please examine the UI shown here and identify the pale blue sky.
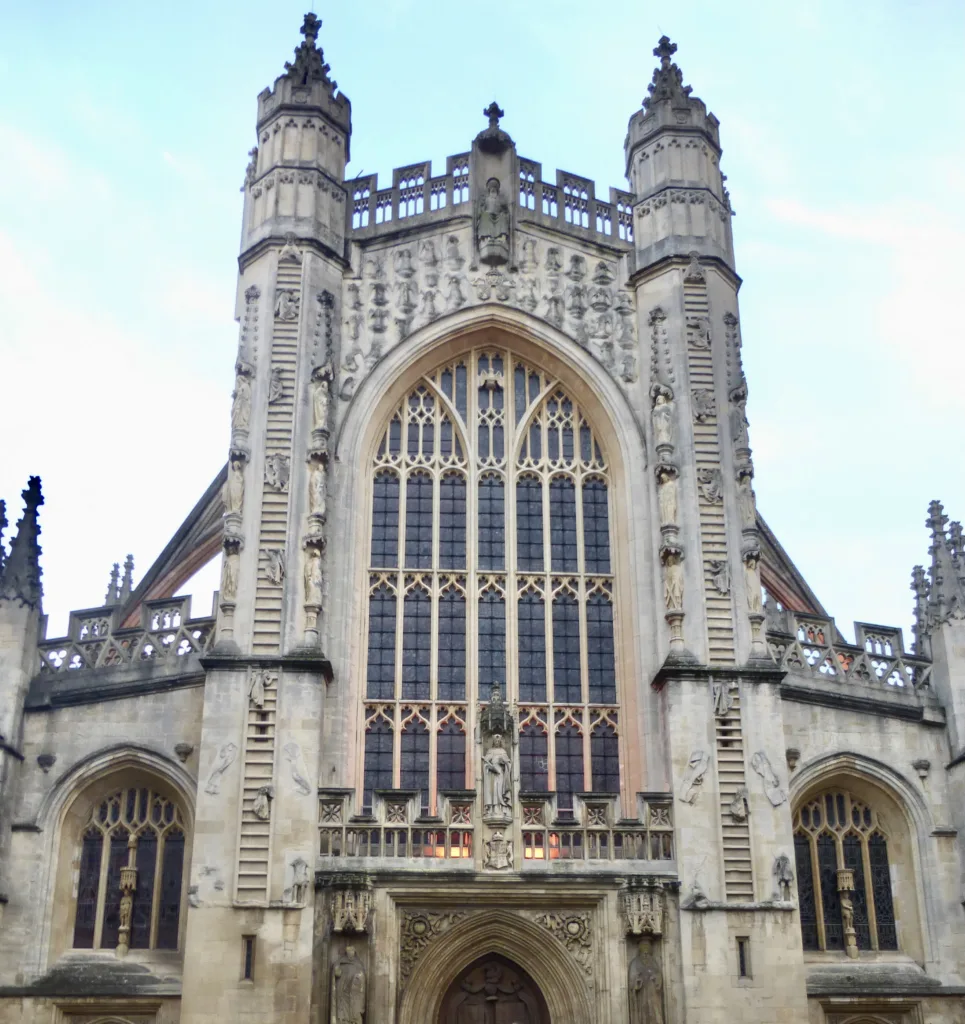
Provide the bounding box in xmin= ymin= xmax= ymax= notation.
xmin=1 ymin=1 xmax=963 ymax=646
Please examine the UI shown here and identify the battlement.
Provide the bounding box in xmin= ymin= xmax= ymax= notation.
xmin=347 ymin=155 xmax=635 ymax=249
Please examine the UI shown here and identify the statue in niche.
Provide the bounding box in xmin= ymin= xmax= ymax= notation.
xmin=346 ymin=282 xmax=362 ymax=310
xmin=712 ymin=680 xmax=733 ymax=717
xmin=744 ymin=551 xmax=763 ymax=614
xmin=265 ymin=453 xmax=291 ymax=492
xmin=445 ymin=274 xmax=466 ymax=310
xmin=249 ymin=668 xmax=276 ymax=708
xmin=628 ymin=938 xmax=665 ymax=1024
xmin=476 ymin=177 xmax=511 ymax=266
xmin=651 ymin=389 xmax=674 ymax=450
xmin=567 ymin=254 xmax=587 ymax=281
xmin=445 ymin=234 xmax=464 ymax=270
xmin=420 ymin=288 xmax=440 ymax=320
xmin=482 ymin=733 xmax=512 ymax=820
xmin=662 ymin=550 xmax=684 ymax=612
xmin=330 ymin=945 xmax=366 ymax=1024
xmin=394 ymin=247 xmax=415 ymax=278
xmin=231 ymin=371 xmax=252 ymax=431
xmin=697 ymin=467 xmax=723 ymax=504
xmin=204 ymin=742 xmax=238 ymax=795
xmin=545 ymin=247 xmax=562 ymax=272
xmin=544 ymin=290 xmax=564 ymax=327
xmin=288 ymin=857 xmax=310 ymax=904
xmin=692 ymin=388 xmax=716 ymax=422
xmin=221 ymin=550 xmax=239 ymax=602
xmin=252 ymin=785 xmax=273 ymax=821
xmin=679 ymin=749 xmax=709 ymax=804
xmin=737 ymin=473 xmax=756 ymax=528
xmin=304 ymin=547 xmax=323 ymax=606
xmin=419 ymin=238 xmax=439 ymax=268
xmin=520 ymin=236 xmax=539 ymax=271
xmin=309 ymin=462 xmax=327 ymax=518
xmin=655 ymin=465 xmax=678 ymax=526
xmin=773 ymin=854 xmax=794 ymax=901
xmin=312 ymin=365 xmax=333 ymax=431
xmin=275 ymin=288 xmax=300 ymax=322
xmin=265 ymin=548 xmax=286 ymax=585
xmin=709 ymin=559 xmax=730 ymax=595
xmin=728 ymin=786 xmax=749 ymax=822
xmin=223 ymin=459 xmax=245 ymax=515
xmin=730 ymin=389 xmax=750 ymax=448
xmin=268 ymin=366 xmax=285 ymax=404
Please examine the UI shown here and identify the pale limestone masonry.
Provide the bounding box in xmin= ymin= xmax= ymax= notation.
xmin=0 ymin=20 xmax=963 ymax=1024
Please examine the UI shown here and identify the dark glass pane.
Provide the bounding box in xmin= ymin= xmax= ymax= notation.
xmin=794 ymin=832 xmax=819 ymax=951
xmin=388 ymin=418 xmax=402 ymax=456
xmin=516 ymin=477 xmax=544 ymax=571
xmin=586 ymin=592 xmax=616 ymax=703
xmin=529 ymin=421 xmax=541 ymax=460
xmin=401 ymin=721 xmax=430 ymax=814
xmin=519 ymin=724 xmax=548 ymax=793
xmin=580 ymin=424 xmax=592 ymax=463
xmin=549 ymin=477 xmax=578 ymax=571
xmin=561 ymin=423 xmax=574 ymax=463
xmin=455 ymin=364 xmax=467 ymax=420
xmin=842 ymin=834 xmax=871 ymax=949
xmin=72 ymin=829 xmax=103 ymax=948
xmin=156 ymin=829 xmax=184 ymax=950
xmin=518 ymin=592 xmax=547 ymax=703
xmin=437 ymin=590 xmax=466 ymax=701
xmin=440 ymin=419 xmax=453 ymax=458
xmin=130 ymin=831 xmax=157 ymax=949
xmin=478 ymin=475 xmax=505 ymax=570
xmin=437 ymin=721 xmax=466 ymax=792
xmin=363 ymin=719 xmax=394 ymax=811
xmin=555 ymin=724 xmax=583 ymax=805
xmin=514 ymin=366 xmax=526 ymax=423
xmin=590 ymin=725 xmax=620 ymax=793
xmin=582 ymin=479 xmax=611 ymax=574
xmin=404 ymin=472 xmax=433 ymax=568
xmin=365 ymin=587 xmax=397 ymax=700
xmin=440 ymin=368 xmax=453 ymax=401
xmin=552 ymin=593 xmax=582 ymax=704
xmin=439 ymin=474 xmax=466 ymax=568
xmin=817 ymin=834 xmax=843 ymax=950
xmin=370 ymin=471 xmax=399 ymax=568
xmin=402 ymin=589 xmax=431 ymax=700
xmin=869 ymin=833 xmax=898 ymax=950
xmin=478 ymin=590 xmax=506 ymax=688
xmin=528 ymin=372 xmax=541 ymax=406
xmin=101 ymin=829 xmax=130 ymax=949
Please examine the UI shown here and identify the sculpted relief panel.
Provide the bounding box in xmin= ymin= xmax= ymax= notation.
xmin=339 ymin=229 xmax=637 ymax=401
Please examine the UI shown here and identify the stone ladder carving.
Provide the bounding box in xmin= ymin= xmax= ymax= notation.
xmin=235 ymin=669 xmax=278 ymax=902
xmin=253 ymin=254 xmax=302 ymax=651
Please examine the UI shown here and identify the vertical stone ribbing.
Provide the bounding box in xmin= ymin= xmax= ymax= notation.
xmin=715 ymin=681 xmax=753 ymax=900
xmin=252 ymin=260 xmax=301 ymax=652
xmin=236 ymin=672 xmax=278 ymax=902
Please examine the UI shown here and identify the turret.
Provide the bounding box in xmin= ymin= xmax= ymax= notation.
xmin=625 ymin=37 xmax=734 ymax=270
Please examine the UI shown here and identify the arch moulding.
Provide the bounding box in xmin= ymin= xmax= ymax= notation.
xmin=397 ymin=909 xmax=598 ymax=1024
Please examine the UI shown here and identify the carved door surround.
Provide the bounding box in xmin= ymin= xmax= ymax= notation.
xmin=440 ymin=955 xmax=549 ymax=1024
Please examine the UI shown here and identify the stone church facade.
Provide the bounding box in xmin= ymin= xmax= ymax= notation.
xmin=1 ymin=16 xmax=963 ymax=1024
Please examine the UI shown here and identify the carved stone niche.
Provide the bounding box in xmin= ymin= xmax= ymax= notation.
xmin=622 ymin=877 xmax=675 ymax=936
xmin=323 ymin=873 xmax=374 ymax=934
xmin=479 ymin=685 xmax=516 ymax=826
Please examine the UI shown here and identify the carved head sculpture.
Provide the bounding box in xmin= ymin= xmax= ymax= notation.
xmin=486 ymin=176 xmax=500 ymax=196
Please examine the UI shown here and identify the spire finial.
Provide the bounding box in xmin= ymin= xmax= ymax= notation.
xmin=0 ymin=499 xmax=7 ymax=577
xmin=120 ymin=554 xmax=135 ymax=602
xmin=483 ymin=101 xmax=505 ymax=130
xmin=284 ymin=12 xmax=335 ymax=89
xmin=654 ymin=36 xmax=677 ymax=67
xmin=0 ymin=476 xmax=44 ymax=608
xmin=105 ymin=562 xmax=121 ymax=606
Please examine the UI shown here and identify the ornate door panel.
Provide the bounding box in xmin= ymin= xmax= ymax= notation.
xmin=440 ymin=957 xmax=549 ymax=1024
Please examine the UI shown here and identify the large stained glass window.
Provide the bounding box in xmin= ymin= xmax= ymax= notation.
xmin=72 ymin=786 xmax=186 ymax=951
xmin=793 ymin=789 xmax=899 ymax=952
xmin=362 ymin=349 xmax=620 ymax=813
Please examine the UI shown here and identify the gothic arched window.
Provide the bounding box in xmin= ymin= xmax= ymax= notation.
xmin=72 ymin=786 xmax=187 ymax=951
xmin=793 ymin=789 xmax=898 ymax=953
xmin=362 ymin=349 xmax=621 ymax=814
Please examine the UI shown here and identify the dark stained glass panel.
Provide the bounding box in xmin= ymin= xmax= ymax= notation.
xmin=842 ymin=833 xmax=871 ymax=949
xmin=72 ymin=828 xmax=103 ymax=948
xmin=404 ymin=472 xmax=434 ymax=568
xmin=156 ymin=829 xmax=184 ymax=950
xmin=436 ymin=721 xmax=466 ymax=793
xmin=365 ymin=587 xmax=397 ymax=700
xmin=401 ymin=720 xmax=430 ymax=814
xmin=582 ymin=479 xmax=611 ymax=574
xmin=552 ymin=593 xmax=582 ymax=704
xmin=519 ymin=724 xmax=548 ymax=793
xmin=794 ymin=832 xmax=819 ymax=950
xmin=817 ymin=834 xmax=843 ymax=950
xmin=549 ymin=477 xmax=578 ymax=571
xmin=130 ymin=831 xmax=157 ymax=949
xmin=869 ymin=833 xmax=897 ymax=950
xmin=437 ymin=589 xmax=466 ymax=701
xmin=363 ymin=719 xmax=394 ymax=811
xmin=586 ymin=592 xmax=616 ymax=703
xmin=370 ymin=471 xmax=399 ymax=567
xmin=401 ymin=589 xmax=431 ymax=701
xmin=590 ymin=724 xmax=620 ymax=793
xmin=478 ymin=475 xmax=505 ymax=570
xmin=515 ymin=477 xmax=544 ymax=571
xmin=100 ymin=829 xmax=130 ymax=950
xmin=478 ymin=590 xmax=506 ymax=688
xmin=554 ymin=723 xmax=583 ymax=809
xmin=439 ymin=474 xmax=466 ymax=568
xmin=518 ymin=592 xmax=547 ymax=702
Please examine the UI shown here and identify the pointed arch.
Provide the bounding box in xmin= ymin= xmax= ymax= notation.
xmin=398 ymin=909 xmax=598 ymax=1024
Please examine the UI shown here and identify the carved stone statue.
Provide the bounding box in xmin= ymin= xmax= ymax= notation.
xmin=628 ymin=938 xmax=665 ymax=1024
xmin=309 ymin=462 xmax=327 ymax=518
xmin=204 ymin=742 xmax=238 ymax=795
xmin=221 ymin=550 xmax=239 ymax=602
xmin=252 ymin=785 xmax=273 ymax=821
xmin=284 ymin=741 xmax=312 ymax=795
xmin=730 ymin=392 xmax=750 ymax=449
xmin=482 ymin=734 xmax=512 ymax=820
xmin=331 ymin=945 xmax=366 ymax=1024
xmin=656 ymin=465 xmax=678 ymax=526
xmin=774 ymin=854 xmax=794 ymax=901
xmin=744 ymin=551 xmax=763 ymax=613
xmin=304 ymin=547 xmax=323 ymax=607
xmin=750 ymin=750 xmax=786 ymax=806
xmin=231 ymin=373 xmax=252 ymax=431
xmin=662 ymin=551 xmax=684 ymax=612
xmin=312 ymin=365 xmax=333 ymax=431
xmin=651 ymin=390 xmax=674 ymax=450
xmin=679 ymin=749 xmax=710 ymax=804
xmin=737 ymin=473 xmax=756 ymax=528
xmin=476 ymin=177 xmax=511 ymax=266
xmin=224 ymin=460 xmax=245 ymax=515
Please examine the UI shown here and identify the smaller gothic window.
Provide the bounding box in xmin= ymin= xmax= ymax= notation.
xmin=72 ymin=786 xmax=186 ymax=952
xmin=793 ymin=789 xmax=900 ymax=953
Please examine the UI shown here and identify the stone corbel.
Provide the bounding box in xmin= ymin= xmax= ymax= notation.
xmin=622 ymin=879 xmax=667 ymax=936
xmin=330 ymin=875 xmax=374 ymax=934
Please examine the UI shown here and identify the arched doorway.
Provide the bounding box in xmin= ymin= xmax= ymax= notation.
xmin=439 ymin=954 xmax=550 ymax=1024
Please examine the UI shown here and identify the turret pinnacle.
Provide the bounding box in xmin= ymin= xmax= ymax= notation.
xmin=0 ymin=477 xmax=43 ymax=608
xmin=105 ymin=562 xmax=121 ymax=606
xmin=0 ymin=500 xmax=7 ymax=578
xmin=284 ymin=12 xmax=336 ymax=89
xmin=643 ymin=36 xmax=694 ymax=111
xmin=922 ymin=500 xmax=965 ymax=628
xmin=119 ymin=554 xmax=135 ymax=603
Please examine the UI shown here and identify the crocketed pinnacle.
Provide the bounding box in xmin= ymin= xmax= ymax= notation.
xmin=643 ymin=36 xmax=694 ymax=110
xmin=0 ymin=500 xmax=6 ymax=578
xmin=105 ymin=561 xmax=121 ymax=606
xmin=284 ymin=12 xmax=337 ymax=89
xmin=913 ymin=500 xmax=965 ymax=648
xmin=0 ymin=476 xmax=44 ymax=608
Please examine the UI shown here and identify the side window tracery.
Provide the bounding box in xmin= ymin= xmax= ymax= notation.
xmin=793 ymin=789 xmax=898 ymax=953
xmin=72 ymin=785 xmax=186 ymax=952
xmin=362 ymin=349 xmax=619 ymax=814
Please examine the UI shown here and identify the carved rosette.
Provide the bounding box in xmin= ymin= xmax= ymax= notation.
xmin=399 ymin=911 xmax=467 ymax=987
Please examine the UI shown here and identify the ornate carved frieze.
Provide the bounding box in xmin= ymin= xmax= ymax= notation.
xmin=399 ymin=911 xmax=467 ymax=985
xmin=339 ymin=229 xmax=636 ymax=401
xmin=529 ymin=912 xmax=592 ymax=976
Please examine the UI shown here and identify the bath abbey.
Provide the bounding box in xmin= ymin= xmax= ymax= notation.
xmin=2 ymin=15 xmax=965 ymax=1024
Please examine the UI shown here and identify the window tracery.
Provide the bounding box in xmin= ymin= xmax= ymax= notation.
xmin=72 ymin=786 xmax=186 ymax=952
xmin=793 ymin=789 xmax=898 ymax=953
xmin=361 ymin=348 xmax=620 ymax=814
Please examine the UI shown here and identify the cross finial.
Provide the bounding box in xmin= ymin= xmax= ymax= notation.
xmin=483 ymin=101 xmax=505 ymax=130
xmin=653 ymin=36 xmax=677 ymax=66
xmin=301 ymin=12 xmax=321 ymax=44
